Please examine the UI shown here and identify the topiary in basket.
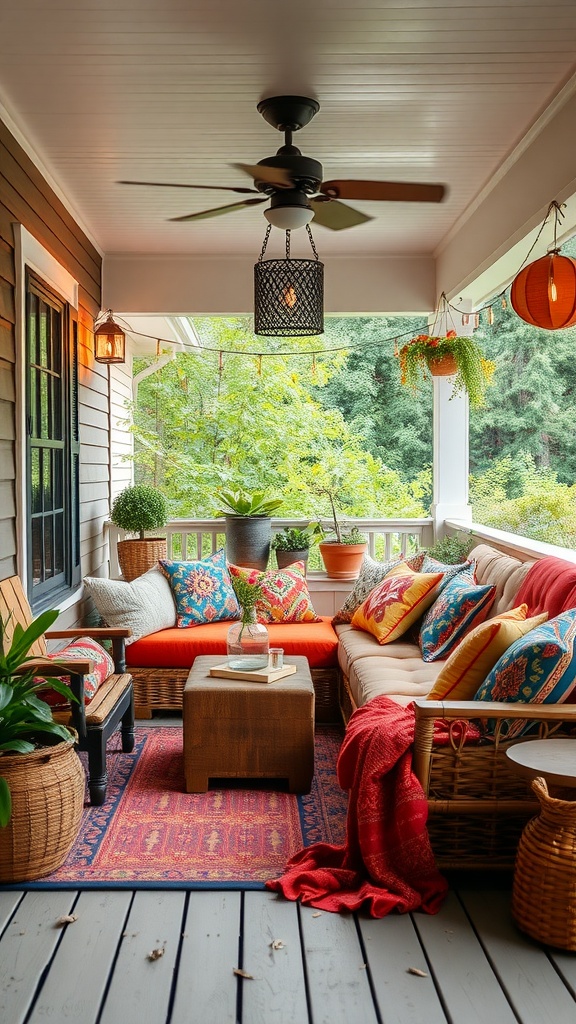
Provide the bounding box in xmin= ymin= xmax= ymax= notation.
xmin=110 ymin=484 xmax=169 ymax=581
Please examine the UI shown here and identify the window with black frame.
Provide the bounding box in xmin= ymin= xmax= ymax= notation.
xmin=26 ymin=271 xmax=80 ymax=609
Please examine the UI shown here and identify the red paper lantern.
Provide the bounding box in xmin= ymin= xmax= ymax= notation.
xmin=511 ymin=251 xmax=576 ymax=330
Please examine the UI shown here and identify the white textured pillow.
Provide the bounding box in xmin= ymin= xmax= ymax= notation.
xmin=84 ymin=567 xmax=176 ymax=645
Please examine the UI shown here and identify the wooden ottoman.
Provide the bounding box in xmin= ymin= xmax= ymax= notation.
xmin=183 ymin=655 xmax=315 ymax=794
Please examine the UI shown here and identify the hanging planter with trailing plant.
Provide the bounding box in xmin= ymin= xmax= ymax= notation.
xmin=397 ymin=329 xmax=495 ymax=408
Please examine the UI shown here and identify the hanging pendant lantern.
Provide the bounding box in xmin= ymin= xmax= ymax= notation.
xmin=254 ymin=225 xmax=324 ymax=337
xmin=511 ymin=250 xmax=576 ymax=330
xmin=94 ymin=310 xmax=126 ymax=363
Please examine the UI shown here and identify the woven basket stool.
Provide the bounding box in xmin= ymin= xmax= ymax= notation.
xmin=512 ymin=776 xmax=576 ymax=950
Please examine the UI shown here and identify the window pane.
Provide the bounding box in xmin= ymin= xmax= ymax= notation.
xmin=43 ymin=449 xmax=53 ymax=510
xmin=54 ymin=512 xmax=64 ymax=575
xmin=43 ymin=517 xmax=54 ymax=577
xmin=32 ymin=519 xmax=43 ymax=586
xmin=53 ymin=449 xmax=63 ymax=510
xmin=40 ymin=371 xmax=49 ymax=438
xmin=31 ymin=449 xmax=42 ymax=513
xmin=39 ymin=303 xmax=49 ymax=367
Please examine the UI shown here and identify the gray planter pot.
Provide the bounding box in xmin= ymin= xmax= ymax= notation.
xmin=224 ymin=515 xmax=271 ymax=570
xmin=275 ymin=549 xmax=309 ymax=571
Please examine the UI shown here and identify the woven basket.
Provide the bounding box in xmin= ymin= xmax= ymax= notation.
xmin=427 ymin=353 xmax=458 ymax=376
xmin=512 ymin=776 xmax=576 ymax=949
xmin=0 ymin=740 xmax=85 ymax=882
xmin=117 ymin=537 xmax=167 ymax=581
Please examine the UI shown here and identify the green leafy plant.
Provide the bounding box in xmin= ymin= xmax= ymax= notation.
xmin=397 ymin=330 xmax=495 ymax=408
xmin=426 ymin=533 xmax=473 ymax=564
xmin=216 ymin=488 xmax=283 ymax=518
xmin=0 ymin=610 xmax=77 ymax=827
xmin=110 ymin=485 xmax=169 ymax=538
xmin=271 ymin=524 xmax=322 ymax=551
xmin=314 ymin=469 xmax=367 ymax=544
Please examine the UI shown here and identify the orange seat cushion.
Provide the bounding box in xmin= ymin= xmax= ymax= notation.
xmin=126 ymin=616 xmax=339 ymax=669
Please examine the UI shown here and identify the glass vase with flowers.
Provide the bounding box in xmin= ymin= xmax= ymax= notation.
xmin=227 ymin=572 xmax=269 ymax=671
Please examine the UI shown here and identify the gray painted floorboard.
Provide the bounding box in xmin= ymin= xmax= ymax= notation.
xmin=1 ymin=886 xmax=575 ymax=1023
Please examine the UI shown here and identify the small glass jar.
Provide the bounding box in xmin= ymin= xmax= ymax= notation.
xmin=227 ymin=609 xmax=269 ymax=671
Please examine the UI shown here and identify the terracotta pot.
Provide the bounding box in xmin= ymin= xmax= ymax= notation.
xmin=0 ymin=739 xmax=85 ymax=882
xmin=427 ymin=353 xmax=458 ymax=376
xmin=319 ymin=541 xmax=367 ymax=580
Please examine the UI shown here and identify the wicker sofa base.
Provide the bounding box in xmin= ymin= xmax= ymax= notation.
xmin=132 ymin=664 xmax=341 ymax=723
xmin=339 ymin=670 xmax=576 ymax=870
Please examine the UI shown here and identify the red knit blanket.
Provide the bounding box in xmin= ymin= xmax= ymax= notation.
xmin=266 ymin=695 xmax=449 ymax=917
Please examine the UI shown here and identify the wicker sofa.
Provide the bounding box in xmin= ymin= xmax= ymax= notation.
xmin=336 ymin=543 xmax=576 ymax=870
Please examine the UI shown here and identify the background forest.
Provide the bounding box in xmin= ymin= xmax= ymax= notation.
xmin=130 ymin=240 xmax=576 ymax=548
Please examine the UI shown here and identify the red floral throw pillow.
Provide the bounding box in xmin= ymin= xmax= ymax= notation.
xmin=38 ymin=636 xmax=115 ymax=708
xmin=229 ymin=561 xmax=321 ymax=623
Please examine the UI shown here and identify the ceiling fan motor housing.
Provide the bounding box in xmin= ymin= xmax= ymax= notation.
xmin=254 ymin=152 xmax=323 ymax=195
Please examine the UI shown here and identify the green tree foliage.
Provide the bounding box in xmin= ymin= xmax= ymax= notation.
xmin=470 ymin=455 xmax=576 ymax=548
xmin=310 ymin=316 xmax=432 ymax=482
xmin=471 ymin=303 xmax=576 ymax=483
xmin=130 ymin=318 xmax=426 ymax=520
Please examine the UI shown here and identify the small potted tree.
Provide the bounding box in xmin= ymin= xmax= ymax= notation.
xmin=271 ymin=524 xmax=321 ymax=571
xmin=216 ymin=488 xmax=283 ymax=571
xmin=110 ymin=484 xmax=169 ymax=581
xmin=314 ymin=470 xmax=367 ymax=580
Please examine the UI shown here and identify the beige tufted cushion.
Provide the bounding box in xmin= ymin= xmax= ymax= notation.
xmin=469 ymin=544 xmax=535 ymax=616
xmin=347 ymin=654 xmax=445 ymax=708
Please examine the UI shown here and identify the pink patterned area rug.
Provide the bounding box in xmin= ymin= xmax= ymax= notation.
xmin=19 ymin=725 xmax=347 ymax=889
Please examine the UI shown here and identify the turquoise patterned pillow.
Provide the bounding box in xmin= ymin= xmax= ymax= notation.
xmin=419 ymin=569 xmax=495 ymax=662
xmin=160 ymin=549 xmax=240 ymax=627
xmin=474 ymin=610 xmax=576 ymax=738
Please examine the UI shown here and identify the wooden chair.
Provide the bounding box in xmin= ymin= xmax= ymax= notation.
xmin=0 ymin=576 xmax=134 ymax=806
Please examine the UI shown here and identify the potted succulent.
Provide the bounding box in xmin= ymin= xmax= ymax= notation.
xmin=397 ymin=329 xmax=495 ymax=408
xmin=271 ymin=524 xmax=321 ymax=570
xmin=0 ymin=610 xmax=85 ymax=882
xmin=216 ymin=488 xmax=283 ymax=571
xmin=110 ymin=484 xmax=169 ymax=581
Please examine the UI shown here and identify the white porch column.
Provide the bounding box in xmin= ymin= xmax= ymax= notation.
xmin=430 ymin=301 xmax=474 ymax=539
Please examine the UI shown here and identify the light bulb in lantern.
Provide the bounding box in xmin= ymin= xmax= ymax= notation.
xmin=281 ymin=285 xmax=297 ymax=309
xmin=549 ymin=262 xmax=558 ymax=303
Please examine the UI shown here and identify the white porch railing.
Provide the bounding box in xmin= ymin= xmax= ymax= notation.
xmin=445 ymin=519 xmax=576 ymax=565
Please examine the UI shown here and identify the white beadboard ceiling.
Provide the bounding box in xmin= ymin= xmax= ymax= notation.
xmin=1 ymin=0 xmax=576 ymax=259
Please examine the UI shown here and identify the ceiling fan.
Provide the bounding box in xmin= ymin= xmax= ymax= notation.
xmin=119 ymin=95 xmax=447 ymax=232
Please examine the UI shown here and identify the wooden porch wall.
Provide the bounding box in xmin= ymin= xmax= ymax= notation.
xmin=0 ymin=117 xmax=108 ymax=621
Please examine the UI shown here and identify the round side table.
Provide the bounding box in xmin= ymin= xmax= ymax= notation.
xmin=506 ymin=739 xmax=576 ymax=950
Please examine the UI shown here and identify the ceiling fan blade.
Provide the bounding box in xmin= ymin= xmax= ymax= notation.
xmin=118 ymin=179 xmax=259 ymax=194
xmin=231 ymin=163 xmax=294 ymax=189
xmin=310 ymin=198 xmax=373 ymax=231
xmin=320 ymin=180 xmax=446 ymax=203
xmin=169 ymin=197 xmax=267 ymax=223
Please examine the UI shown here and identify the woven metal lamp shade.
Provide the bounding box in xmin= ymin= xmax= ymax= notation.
xmin=254 ymin=257 xmax=324 ymax=336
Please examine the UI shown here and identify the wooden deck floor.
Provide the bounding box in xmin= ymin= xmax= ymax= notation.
xmin=2 ymin=884 xmax=576 ymax=1024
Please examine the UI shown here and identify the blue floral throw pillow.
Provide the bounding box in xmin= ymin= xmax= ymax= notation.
xmin=419 ymin=555 xmax=474 ymax=592
xmin=419 ymin=569 xmax=495 ymax=662
xmin=474 ymin=610 xmax=576 ymax=738
xmin=160 ymin=548 xmax=240 ymax=627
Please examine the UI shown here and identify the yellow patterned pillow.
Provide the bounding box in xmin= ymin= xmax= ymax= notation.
xmin=427 ymin=606 xmax=549 ymax=700
xmin=351 ymin=564 xmax=444 ymax=645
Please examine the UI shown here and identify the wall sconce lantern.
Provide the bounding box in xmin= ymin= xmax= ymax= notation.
xmin=254 ymin=224 xmax=324 ymax=337
xmin=94 ymin=309 xmax=126 ymax=363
